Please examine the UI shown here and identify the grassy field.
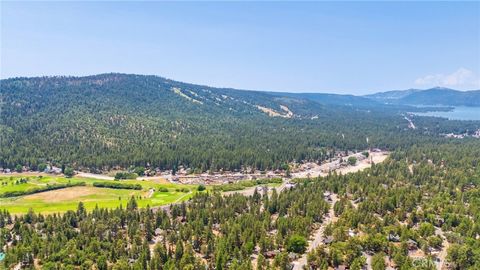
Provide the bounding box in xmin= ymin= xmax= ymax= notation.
xmin=0 ymin=175 xmax=201 ymax=214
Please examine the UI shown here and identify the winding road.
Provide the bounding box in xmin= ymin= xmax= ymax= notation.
xmin=292 ymin=193 xmax=338 ymax=270
xmin=435 ymin=227 xmax=449 ymax=270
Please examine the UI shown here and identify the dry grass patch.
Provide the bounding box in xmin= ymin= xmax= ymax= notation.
xmin=24 ymin=186 xmax=99 ymax=202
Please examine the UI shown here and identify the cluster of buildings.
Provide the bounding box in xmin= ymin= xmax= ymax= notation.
xmin=170 ymin=171 xmax=283 ymax=185
xmin=442 ymin=129 xmax=480 ymax=139
xmin=0 ymin=165 xmax=62 ymax=174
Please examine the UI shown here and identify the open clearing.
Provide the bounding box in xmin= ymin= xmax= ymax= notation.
xmin=26 ymin=186 xmax=100 ymax=202
xmin=292 ymin=150 xmax=389 ymax=178
xmin=1 ymin=151 xmax=388 ymax=214
xmin=0 ymin=175 xmax=200 ymax=214
xmin=337 ymin=151 xmax=388 ymax=174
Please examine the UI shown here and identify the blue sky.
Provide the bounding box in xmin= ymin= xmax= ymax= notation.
xmin=1 ymin=1 xmax=479 ymax=94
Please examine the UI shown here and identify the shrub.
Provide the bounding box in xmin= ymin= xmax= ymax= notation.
xmin=93 ymin=182 xmax=142 ymax=190
xmin=114 ymin=172 xmax=138 ymax=180
xmin=64 ymin=167 xmax=75 ymax=178
xmin=286 ymin=235 xmax=307 ymax=253
xmin=348 ymin=156 xmax=357 ymax=166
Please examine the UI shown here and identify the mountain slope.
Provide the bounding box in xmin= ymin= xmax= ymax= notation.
xmin=0 ymin=73 xmax=412 ymax=171
xmin=365 ymin=89 xmax=421 ymax=102
xmin=366 ymin=87 xmax=480 ymax=106
xmin=267 ymin=92 xmax=381 ymax=107
xmin=2 ymin=74 xmax=476 ymax=172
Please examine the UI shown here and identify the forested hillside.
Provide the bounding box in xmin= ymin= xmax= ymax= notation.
xmin=1 ymin=141 xmax=479 ymax=269
xmin=1 ymin=74 xmax=478 ymax=172
xmin=366 ymin=87 xmax=480 ymax=106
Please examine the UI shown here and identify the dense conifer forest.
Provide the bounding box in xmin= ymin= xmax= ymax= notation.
xmin=1 ymin=74 xmax=480 ymax=269
xmin=1 ymin=141 xmax=479 ymax=269
xmin=2 ymin=1 xmax=479 ymax=269
xmin=1 ymin=74 xmax=479 ymax=172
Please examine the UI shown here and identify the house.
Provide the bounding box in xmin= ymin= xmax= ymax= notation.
xmin=387 ymin=233 xmax=400 ymax=242
xmin=264 ymin=250 xmax=279 ymax=259
xmin=288 ymin=252 xmax=298 ymax=260
xmin=434 ymin=217 xmax=445 ymax=227
xmin=406 ymin=239 xmax=418 ymax=250
xmin=50 ymin=166 xmax=62 ymax=174
xmin=323 ymin=236 xmax=334 ymax=244
xmin=285 ymin=182 xmax=296 ymax=189
xmin=352 ymin=197 xmax=362 ymax=204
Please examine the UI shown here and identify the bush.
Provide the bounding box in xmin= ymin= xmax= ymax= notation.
xmin=64 ymin=167 xmax=75 ymax=178
xmin=372 ymin=252 xmax=386 ymax=270
xmin=418 ymin=222 xmax=435 ymax=237
xmin=114 ymin=172 xmax=138 ymax=180
xmin=197 ymin=185 xmax=206 ymax=191
xmin=38 ymin=163 xmax=47 ymax=172
xmin=348 ymin=156 xmax=357 ymax=166
xmin=93 ymin=182 xmax=142 ymax=190
xmin=133 ymin=166 xmax=145 ymax=176
xmin=158 ymin=187 xmax=169 ymax=192
xmin=286 ymin=235 xmax=307 ymax=253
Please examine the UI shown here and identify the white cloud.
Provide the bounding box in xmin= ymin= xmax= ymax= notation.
xmin=414 ymin=68 xmax=480 ymax=89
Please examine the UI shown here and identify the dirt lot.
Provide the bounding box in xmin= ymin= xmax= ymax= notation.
xmin=337 ymin=151 xmax=388 ymax=174
xmin=24 ymin=186 xmax=99 ymax=202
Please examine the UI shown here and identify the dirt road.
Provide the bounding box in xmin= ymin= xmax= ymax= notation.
xmin=435 ymin=227 xmax=449 ymax=270
xmin=76 ymin=172 xmax=114 ymax=180
xmin=292 ymin=193 xmax=338 ymax=270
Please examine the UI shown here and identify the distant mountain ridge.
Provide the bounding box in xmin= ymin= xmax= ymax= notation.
xmin=366 ymin=87 xmax=480 ymax=106
xmin=266 ymin=92 xmax=381 ymax=107
xmin=1 ymin=73 xmax=479 ymax=171
xmin=0 ymin=73 xmax=401 ymax=171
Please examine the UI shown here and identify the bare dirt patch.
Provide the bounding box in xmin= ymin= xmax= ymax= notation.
xmin=76 ymin=172 xmax=114 ymax=180
xmin=24 ymin=186 xmax=99 ymax=202
xmin=137 ymin=176 xmax=170 ymax=184
xmin=337 ymin=152 xmax=388 ymax=174
xmin=256 ymin=105 xmax=293 ymax=118
xmin=292 ymin=151 xmax=389 ymax=178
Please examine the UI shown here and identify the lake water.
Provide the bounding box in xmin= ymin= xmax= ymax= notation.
xmin=413 ymin=106 xmax=480 ymax=120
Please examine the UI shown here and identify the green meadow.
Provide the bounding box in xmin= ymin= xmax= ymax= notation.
xmin=0 ymin=175 xmax=202 ymax=214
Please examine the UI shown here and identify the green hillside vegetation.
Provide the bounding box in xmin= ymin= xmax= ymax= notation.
xmin=92 ymin=181 xmax=142 ymax=190
xmin=366 ymin=87 xmax=480 ymax=106
xmin=2 ymin=74 xmax=478 ymax=173
xmin=1 ymin=141 xmax=479 ymax=269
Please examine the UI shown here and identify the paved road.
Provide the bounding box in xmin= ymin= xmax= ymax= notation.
xmin=292 ymin=194 xmax=338 ymax=270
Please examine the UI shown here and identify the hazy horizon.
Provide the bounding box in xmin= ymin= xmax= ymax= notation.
xmin=2 ymin=1 xmax=479 ymax=95
xmin=2 ymin=72 xmax=479 ymax=96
